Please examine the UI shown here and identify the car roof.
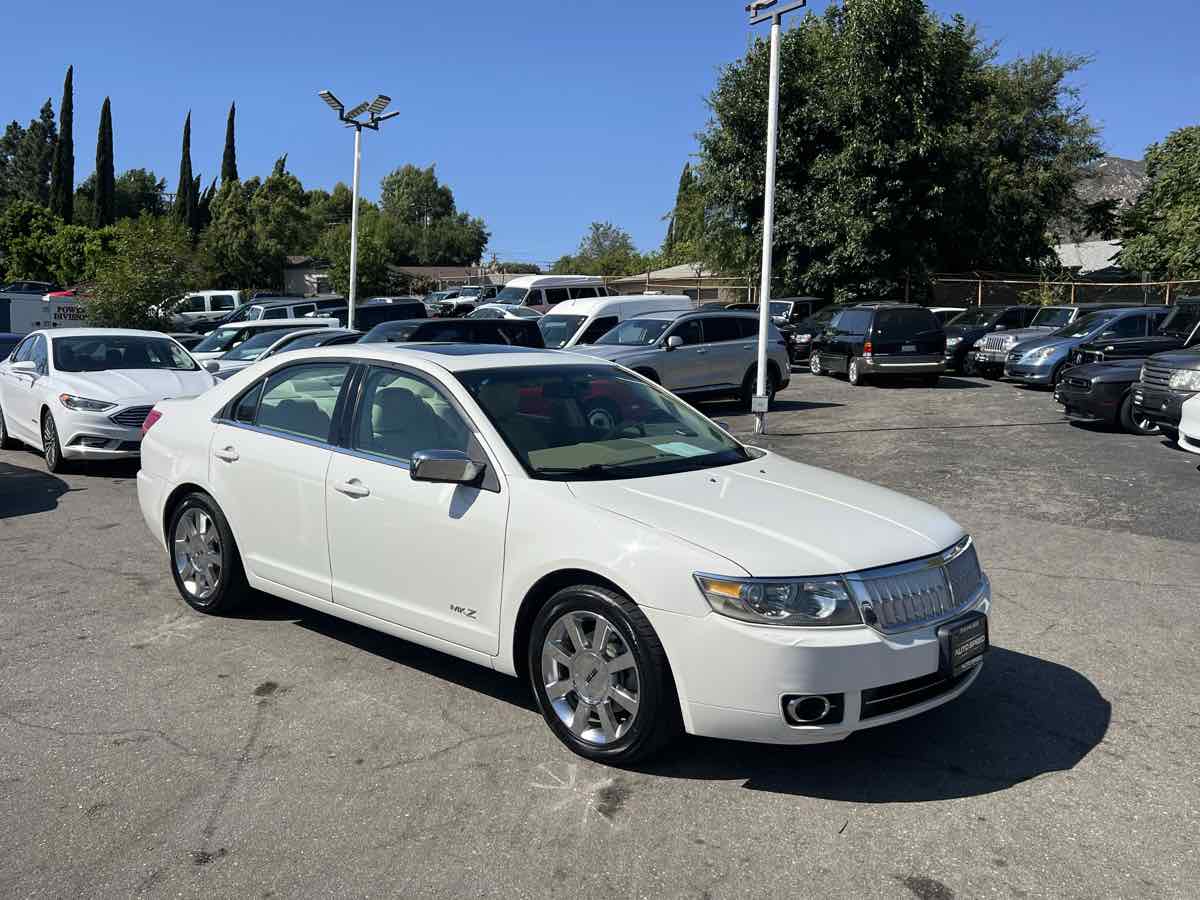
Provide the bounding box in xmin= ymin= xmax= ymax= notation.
xmin=39 ymin=328 xmax=173 ymax=339
xmin=547 ymin=294 xmax=692 ymax=316
xmin=502 ymin=274 xmax=604 ymax=289
xmin=289 ymin=342 xmax=601 ymax=373
xmin=632 ymin=309 xmax=755 ymax=322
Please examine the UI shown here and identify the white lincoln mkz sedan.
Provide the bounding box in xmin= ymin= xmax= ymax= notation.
xmin=137 ymin=343 xmax=990 ymax=763
xmin=0 ymin=328 xmax=216 ymax=471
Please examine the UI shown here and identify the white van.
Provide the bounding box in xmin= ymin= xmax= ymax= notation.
xmin=160 ymin=290 xmax=244 ymax=331
xmin=537 ymin=294 xmax=695 ymax=349
xmin=492 ymin=275 xmax=618 ymax=313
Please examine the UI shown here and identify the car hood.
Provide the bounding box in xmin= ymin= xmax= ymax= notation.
xmin=1011 ymin=334 xmax=1074 ymax=354
xmin=567 ymin=453 xmax=963 ymax=576
xmin=573 ymin=344 xmax=654 ymax=363
xmin=1066 ymin=358 xmax=1145 ymax=380
xmin=998 ymin=326 xmax=1055 ymax=344
xmin=54 ymin=368 xmax=215 ymax=402
xmin=1147 ymin=349 xmax=1200 ymax=369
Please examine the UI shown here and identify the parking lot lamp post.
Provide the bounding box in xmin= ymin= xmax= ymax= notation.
xmin=317 ymin=91 xmax=399 ymax=331
xmin=747 ymin=1 xmax=807 ymax=434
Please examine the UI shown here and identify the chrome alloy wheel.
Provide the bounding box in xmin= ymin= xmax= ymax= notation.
xmin=541 ymin=610 xmax=641 ymax=745
xmin=809 ymin=353 xmax=822 ymax=375
xmin=173 ymin=508 xmax=222 ymax=601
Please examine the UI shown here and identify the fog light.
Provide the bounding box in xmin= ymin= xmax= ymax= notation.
xmin=69 ymin=435 xmax=109 ymax=448
xmin=781 ymin=693 xmax=844 ymax=725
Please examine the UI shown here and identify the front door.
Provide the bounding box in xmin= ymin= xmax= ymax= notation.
xmin=326 ymin=365 xmax=508 ymax=654
xmin=209 ymin=361 xmax=352 ymax=600
xmin=9 ymin=335 xmax=49 ymax=442
xmin=659 ymin=318 xmax=707 ymax=390
xmin=0 ymin=335 xmax=38 ymax=442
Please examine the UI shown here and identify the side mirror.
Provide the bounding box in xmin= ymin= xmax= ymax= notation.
xmin=666 ymin=335 xmax=684 ymax=350
xmin=203 ymin=360 xmax=220 ymax=373
xmin=410 ymin=449 xmax=485 ymax=485
xmin=994 ymin=325 xmax=1006 ymax=331
xmin=10 ymin=360 xmax=37 ymax=374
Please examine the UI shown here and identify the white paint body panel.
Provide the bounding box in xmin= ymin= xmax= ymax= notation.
xmin=137 ymin=344 xmax=989 ymax=747
xmin=1178 ymin=393 xmax=1200 ymax=456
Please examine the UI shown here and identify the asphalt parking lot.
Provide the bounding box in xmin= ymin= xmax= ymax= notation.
xmin=2 ymin=371 xmax=1198 ymax=899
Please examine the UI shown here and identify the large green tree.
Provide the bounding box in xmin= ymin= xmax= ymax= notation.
xmin=199 ymin=179 xmax=262 ymax=288
xmin=1118 ymin=127 xmax=1200 ymax=281
xmin=552 ymin=221 xmax=649 ymax=276
xmin=89 ymin=214 xmax=197 ymax=327
xmin=249 ymin=157 xmax=309 ymax=287
xmin=221 ymin=102 xmax=238 ymax=184
xmin=50 ymin=66 xmax=74 ymax=223
xmin=0 ymin=101 xmax=57 ymax=210
xmin=698 ymin=0 xmax=1100 ymax=299
xmin=93 ymin=97 xmax=116 ymax=227
xmin=174 ymin=112 xmax=198 ymax=234
xmin=662 ymin=162 xmax=704 ymax=265
xmin=115 ymin=168 xmax=167 ymax=219
xmin=314 ymin=206 xmax=397 ymax=297
xmin=378 ymin=164 xmax=489 ymax=265
xmin=380 ymin=164 xmax=454 ymax=225
xmin=0 ymin=200 xmax=60 ymax=281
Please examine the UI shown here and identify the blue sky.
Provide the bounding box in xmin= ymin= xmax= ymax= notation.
xmin=2 ymin=0 xmax=1196 ymax=267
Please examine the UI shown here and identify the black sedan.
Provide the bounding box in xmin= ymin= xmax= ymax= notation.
xmin=1055 ymin=358 xmax=1157 ymax=435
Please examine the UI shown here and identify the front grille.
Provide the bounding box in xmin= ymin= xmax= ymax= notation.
xmin=1063 ymin=376 xmax=1092 ymax=391
xmin=980 ymin=335 xmax=1013 ymax=353
xmin=1141 ymin=362 xmax=1175 ymax=389
xmin=109 ymin=405 xmax=153 ymax=428
xmin=860 ymin=668 xmax=977 ymax=720
xmin=848 ymin=540 xmax=984 ymax=635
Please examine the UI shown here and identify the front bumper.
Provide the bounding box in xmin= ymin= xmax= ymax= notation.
xmin=58 ymin=413 xmax=144 ymax=459
xmin=1004 ymin=359 xmax=1056 ymax=384
xmin=860 ymin=355 xmax=945 ymax=376
xmin=1055 ymin=380 xmax=1123 ymax=423
xmin=645 ymin=579 xmax=990 ymax=745
xmin=1132 ymin=384 xmax=1194 ymax=428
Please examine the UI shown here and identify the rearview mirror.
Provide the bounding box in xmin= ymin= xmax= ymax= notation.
xmin=666 ymin=335 xmax=684 ymax=350
xmin=10 ymin=360 xmax=37 ymax=374
xmin=410 ymin=449 xmax=485 ymax=485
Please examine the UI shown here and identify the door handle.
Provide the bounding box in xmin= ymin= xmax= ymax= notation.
xmin=213 ymin=446 xmax=239 ymax=462
xmin=334 ymin=479 xmax=371 ymax=498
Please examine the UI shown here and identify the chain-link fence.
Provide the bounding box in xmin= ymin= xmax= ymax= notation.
xmin=931 ymin=276 xmax=1200 ymax=308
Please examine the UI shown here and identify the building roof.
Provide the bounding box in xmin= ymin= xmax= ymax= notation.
xmin=608 ymin=262 xmax=726 ymax=285
xmin=1054 ymin=240 xmax=1122 ymax=276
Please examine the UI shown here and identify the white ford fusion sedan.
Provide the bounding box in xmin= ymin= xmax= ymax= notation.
xmin=137 ymin=343 xmax=990 ymax=764
xmin=0 ymin=328 xmax=216 ymax=472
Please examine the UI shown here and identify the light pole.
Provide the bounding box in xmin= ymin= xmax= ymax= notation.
xmin=747 ymin=0 xmax=807 ymax=434
xmin=317 ymin=90 xmax=399 ymax=332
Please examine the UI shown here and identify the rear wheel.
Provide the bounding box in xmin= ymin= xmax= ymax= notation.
xmin=167 ymin=493 xmax=250 ymax=614
xmin=847 ymin=358 xmax=867 ymax=386
xmin=1118 ymin=394 xmax=1159 ymax=436
xmin=740 ymin=367 xmax=777 ymax=410
xmin=528 ymin=584 xmax=680 ymax=764
xmin=41 ymin=410 xmax=67 ymax=473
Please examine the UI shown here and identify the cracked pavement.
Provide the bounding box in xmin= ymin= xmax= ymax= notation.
xmin=1 ymin=372 xmax=1198 ymax=898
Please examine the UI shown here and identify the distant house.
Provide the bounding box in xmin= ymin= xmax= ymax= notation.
xmin=283 ymin=256 xmax=332 ymax=296
xmin=607 ymin=262 xmax=748 ymax=303
xmin=1053 ymin=240 xmax=1124 ymax=279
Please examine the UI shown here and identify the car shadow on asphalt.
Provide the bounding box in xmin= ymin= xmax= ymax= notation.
xmin=0 ymin=461 xmax=74 ymax=519
xmin=639 ymin=647 xmax=1111 ymax=802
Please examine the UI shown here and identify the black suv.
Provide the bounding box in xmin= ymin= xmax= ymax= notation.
xmin=810 ymin=303 xmax=945 ymax=386
xmin=1069 ymin=297 xmax=1200 ymax=367
xmin=942 ymin=305 xmax=1038 ymax=374
xmin=315 ymin=299 xmax=427 ymax=330
xmin=360 ymin=317 xmax=545 ymax=348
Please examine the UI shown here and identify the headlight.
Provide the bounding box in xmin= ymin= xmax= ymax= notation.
xmin=694 ymin=575 xmax=862 ymax=626
xmin=1023 ymin=346 xmax=1058 ymax=362
xmin=58 ymin=394 xmax=116 ymax=412
xmin=796 ymin=333 xmax=812 ymax=343
xmin=945 ymin=336 xmax=961 ymax=347
xmin=1168 ymin=370 xmax=1200 ymax=391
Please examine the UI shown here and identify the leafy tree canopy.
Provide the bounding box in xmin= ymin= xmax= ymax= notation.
xmin=553 ymin=221 xmax=651 ymax=276
xmin=1118 ymin=126 xmax=1200 ymax=281
xmin=89 ymin=214 xmax=197 ymax=327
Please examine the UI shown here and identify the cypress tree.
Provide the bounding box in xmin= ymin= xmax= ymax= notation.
xmin=50 ymin=66 xmax=74 ymax=222
xmin=175 ymin=112 xmax=195 ymax=231
xmin=221 ymin=102 xmax=238 ymax=183
xmin=94 ymin=97 xmax=115 ymax=227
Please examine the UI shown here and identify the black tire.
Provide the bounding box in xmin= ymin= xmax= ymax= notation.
xmin=0 ymin=403 xmax=17 ymax=449
xmin=1049 ymin=361 xmax=1067 ymax=389
xmin=809 ymin=352 xmax=826 ymax=376
xmin=847 ymin=357 xmax=867 ymax=386
xmin=41 ymin=409 xmax=67 ymax=473
xmin=527 ymin=584 xmax=681 ymax=765
xmin=740 ymin=367 xmax=777 ymax=410
xmin=961 ymin=355 xmax=978 ymax=377
xmin=166 ymin=492 xmax=250 ymax=614
xmin=1118 ymin=393 xmax=1159 ymax=436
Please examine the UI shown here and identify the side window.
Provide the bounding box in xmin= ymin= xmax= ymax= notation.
xmin=255 ymin=363 xmax=351 ymax=442
xmin=353 ymin=367 xmax=471 ymax=463
xmin=210 ymin=294 xmax=236 ymax=311
xmin=262 ymin=307 xmax=288 ymax=319
xmin=996 ymin=309 xmax=1022 ymax=328
xmin=524 ymin=289 xmax=543 ymax=307
xmin=544 ymin=288 xmax=570 ymax=306
xmin=669 ymin=319 xmax=704 ymax=346
xmin=1109 ymin=316 xmax=1144 ymax=338
xmin=11 ymin=336 xmax=35 ymax=363
xmin=179 ymin=295 xmax=206 ymax=313
xmin=576 ymin=315 xmax=619 ymax=345
xmin=291 ymin=304 xmax=317 ymax=318
xmin=233 ymin=381 xmax=264 ymax=423
xmin=30 ymin=335 xmax=48 ymax=374
xmin=569 ymin=286 xmax=598 ymax=299
xmin=700 ymin=317 xmax=741 ymax=344
xmin=420 ymin=323 xmax=468 ymax=342
xmin=1152 ymin=309 xmax=1170 ymax=332
xmin=736 ymin=317 xmax=760 ymax=338
xmin=498 ymin=322 xmax=542 ymax=347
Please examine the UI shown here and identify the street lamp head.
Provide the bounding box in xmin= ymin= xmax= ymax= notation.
xmin=373 ymin=110 xmax=401 ymax=124
xmin=747 ymin=0 xmax=805 ymax=24
xmin=318 ymin=89 xmax=344 ymax=113
xmin=344 ymin=100 xmax=371 ymax=121
xmin=368 ymin=94 xmax=392 ymax=115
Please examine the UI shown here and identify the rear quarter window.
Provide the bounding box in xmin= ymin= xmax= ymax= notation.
xmin=872 ymin=309 xmax=940 ymax=340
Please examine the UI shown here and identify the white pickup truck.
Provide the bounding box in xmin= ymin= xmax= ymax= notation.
xmin=0 ymin=285 xmax=88 ymax=334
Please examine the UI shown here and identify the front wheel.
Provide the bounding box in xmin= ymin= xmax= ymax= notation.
xmin=1118 ymin=394 xmax=1159 ymax=436
xmin=41 ymin=411 xmax=67 ymax=473
xmin=167 ymin=493 xmax=250 ymax=614
xmin=528 ymin=585 xmax=680 ymax=765
xmin=809 ymin=353 xmax=826 ymax=376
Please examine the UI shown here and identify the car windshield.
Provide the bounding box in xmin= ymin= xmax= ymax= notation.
xmin=52 ymin=335 xmax=198 ymax=372
xmin=594 ymin=318 xmax=672 ymax=346
xmin=192 ymin=327 xmax=253 ymax=353
xmin=459 ymin=287 xmax=483 ymax=298
xmin=798 ymin=309 xmax=837 ymax=332
xmin=458 ymin=365 xmax=750 ymax=481
xmin=494 ymin=287 xmax=528 ymax=305
xmin=769 ymin=301 xmax=791 ymax=317
xmin=948 ymin=308 xmax=1002 ymax=327
xmin=1159 ymin=303 xmax=1200 ymax=337
xmin=468 ymin=308 xmax=503 ymax=319
xmin=220 ymin=328 xmax=297 ymax=361
xmin=538 ymin=315 xmax=587 ymax=349
xmin=1030 ymin=307 xmax=1075 ymax=328
xmin=1060 ymin=312 xmax=1118 ymax=339
xmin=360 ymin=322 xmax=423 ymax=343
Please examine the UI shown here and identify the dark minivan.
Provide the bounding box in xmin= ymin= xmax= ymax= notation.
xmin=809 ymin=304 xmax=945 ymax=386
xmin=360 ymin=317 xmax=545 ymax=348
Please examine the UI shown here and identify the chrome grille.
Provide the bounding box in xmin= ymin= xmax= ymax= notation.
xmin=110 ymin=405 xmax=153 ymax=428
xmin=1141 ymin=363 xmax=1174 ymax=389
xmin=848 ymin=539 xmax=985 ymax=635
xmin=980 ymin=335 xmax=1013 ymax=353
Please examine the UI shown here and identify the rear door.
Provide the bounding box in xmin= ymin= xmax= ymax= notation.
xmin=871 ymin=308 xmax=943 ymax=359
xmin=697 ymin=315 xmax=746 ymax=388
xmin=209 ymin=362 xmax=353 ymax=600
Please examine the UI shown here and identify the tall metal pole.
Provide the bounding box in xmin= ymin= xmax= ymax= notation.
xmin=347 ymin=125 xmax=363 ymax=332
xmin=754 ymin=13 xmax=783 ymax=435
